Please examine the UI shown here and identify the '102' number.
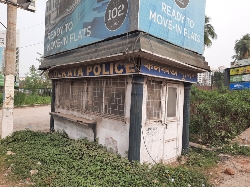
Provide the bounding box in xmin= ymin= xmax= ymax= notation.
xmin=108 ymin=4 xmax=125 ymax=20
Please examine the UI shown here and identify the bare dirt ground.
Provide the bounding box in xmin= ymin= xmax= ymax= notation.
xmin=206 ymin=128 xmax=250 ymax=187
xmin=0 ymin=105 xmax=51 ymax=136
xmin=207 ymin=155 xmax=250 ymax=187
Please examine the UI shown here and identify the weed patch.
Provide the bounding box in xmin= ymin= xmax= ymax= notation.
xmin=0 ymin=130 xmax=212 ymax=187
xmin=190 ymin=86 xmax=250 ymax=146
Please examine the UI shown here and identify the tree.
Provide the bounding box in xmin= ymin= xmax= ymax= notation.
xmin=232 ymin=34 xmax=250 ymax=61
xmin=204 ymin=16 xmax=217 ymax=48
xmin=23 ymin=54 xmax=51 ymax=94
xmin=212 ymin=71 xmax=224 ymax=89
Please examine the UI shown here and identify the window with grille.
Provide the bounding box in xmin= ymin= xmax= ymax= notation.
xmin=55 ymin=77 xmax=126 ymax=117
xmin=146 ymin=79 xmax=162 ymax=120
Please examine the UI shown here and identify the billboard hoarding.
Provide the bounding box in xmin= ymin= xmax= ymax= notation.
xmin=44 ymin=0 xmax=131 ymax=57
xmin=230 ymin=74 xmax=250 ymax=83
xmin=44 ymin=0 xmax=206 ymax=57
xmin=138 ymin=0 xmax=206 ymax=55
xmin=230 ymin=82 xmax=250 ymax=90
xmin=231 ymin=58 xmax=250 ymax=68
xmin=0 ymin=30 xmax=20 ymax=87
xmin=230 ymin=66 xmax=250 ymax=76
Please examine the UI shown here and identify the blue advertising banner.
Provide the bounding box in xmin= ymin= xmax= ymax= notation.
xmin=44 ymin=0 xmax=130 ymax=57
xmin=138 ymin=0 xmax=206 ymax=54
xmin=44 ymin=0 xmax=206 ymax=57
xmin=230 ymin=82 xmax=250 ymax=90
xmin=140 ymin=62 xmax=197 ymax=83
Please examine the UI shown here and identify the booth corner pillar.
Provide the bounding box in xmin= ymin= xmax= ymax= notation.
xmin=128 ymin=75 xmax=145 ymax=162
xmin=50 ymin=79 xmax=56 ymax=132
xmin=182 ymin=82 xmax=192 ymax=155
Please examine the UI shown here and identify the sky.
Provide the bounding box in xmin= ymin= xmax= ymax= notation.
xmin=0 ymin=0 xmax=250 ymax=77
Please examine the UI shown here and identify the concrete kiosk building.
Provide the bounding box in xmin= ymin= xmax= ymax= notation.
xmin=40 ymin=0 xmax=209 ymax=164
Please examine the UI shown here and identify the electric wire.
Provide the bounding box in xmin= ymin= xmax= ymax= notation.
xmin=19 ymin=42 xmax=44 ymax=49
xmin=20 ymin=22 xmax=44 ymax=30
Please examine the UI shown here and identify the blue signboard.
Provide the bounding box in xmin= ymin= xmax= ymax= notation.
xmin=230 ymin=82 xmax=250 ymax=90
xmin=44 ymin=0 xmax=130 ymax=57
xmin=49 ymin=60 xmax=197 ymax=83
xmin=48 ymin=61 xmax=137 ymax=78
xmin=140 ymin=62 xmax=197 ymax=83
xmin=44 ymin=0 xmax=206 ymax=57
xmin=138 ymin=0 xmax=206 ymax=54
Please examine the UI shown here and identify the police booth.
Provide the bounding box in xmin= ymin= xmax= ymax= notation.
xmin=40 ymin=0 xmax=209 ymax=163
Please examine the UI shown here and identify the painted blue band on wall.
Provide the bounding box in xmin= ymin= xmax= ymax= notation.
xmin=140 ymin=62 xmax=197 ymax=83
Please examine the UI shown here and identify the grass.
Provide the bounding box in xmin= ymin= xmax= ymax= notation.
xmin=0 ymin=92 xmax=51 ymax=107
xmin=1 ymin=131 xmax=250 ymax=186
xmin=0 ymin=130 xmax=212 ymax=187
xmin=184 ymin=148 xmax=219 ymax=171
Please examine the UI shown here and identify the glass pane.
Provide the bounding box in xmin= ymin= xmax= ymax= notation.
xmin=167 ymin=87 xmax=177 ymax=117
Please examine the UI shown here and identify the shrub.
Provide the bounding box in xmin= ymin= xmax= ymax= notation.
xmin=0 ymin=91 xmax=51 ymax=106
xmin=190 ymin=86 xmax=250 ymax=146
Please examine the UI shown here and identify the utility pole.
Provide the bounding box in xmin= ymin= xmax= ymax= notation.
xmin=1 ymin=0 xmax=17 ymax=138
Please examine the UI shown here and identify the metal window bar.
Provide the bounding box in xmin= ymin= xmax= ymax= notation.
xmin=55 ymin=79 xmax=71 ymax=110
xmin=55 ymin=77 xmax=126 ymax=118
xmin=70 ymin=79 xmax=84 ymax=112
xmin=86 ymin=78 xmax=103 ymax=113
xmin=147 ymin=79 xmax=162 ymax=120
xmin=104 ymin=77 xmax=126 ymax=117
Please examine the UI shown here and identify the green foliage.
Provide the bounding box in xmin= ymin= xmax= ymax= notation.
xmin=219 ymin=144 xmax=250 ymax=156
xmin=0 ymin=92 xmax=51 ymax=106
xmin=232 ymin=34 xmax=250 ymax=61
xmin=22 ymin=65 xmax=51 ymax=94
xmin=204 ymin=16 xmax=217 ymax=48
xmin=184 ymin=145 xmax=250 ymax=174
xmin=212 ymin=72 xmax=224 ymax=89
xmin=190 ymin=86 xmax=250 ymax=146
xmin=185 ymin=148 xmax=219 ymax=170
xmin=0 ymin=131 xmax=212 ymax=187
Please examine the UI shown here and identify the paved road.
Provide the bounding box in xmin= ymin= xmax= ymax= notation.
xmin=0 ymin=105 xmax=51 ymax=136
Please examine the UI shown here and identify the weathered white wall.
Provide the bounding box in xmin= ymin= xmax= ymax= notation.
xmin=53 ymin=76 xmax=185 ymax=163
xmin=54 ymin=109 xmax=130 ymax=157
xmin=54 ymin=116 xmax=95 ymax=141
xmin=54 ymin=77 xmax=132 ymax=157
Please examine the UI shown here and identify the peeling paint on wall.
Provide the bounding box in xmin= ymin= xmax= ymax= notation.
xmin=105 ymin=137 xmax=118 ymax=153
xmin=145 ymin=127 xmax=160 ymax=142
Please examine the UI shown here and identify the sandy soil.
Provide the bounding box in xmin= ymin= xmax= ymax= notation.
xmin=0 ymin=105 xmax=51 ymax=136
xmin=210 ymin=128 xmax=250 ymax=187
xmin=207 ymin=155 xmax=250 ymax=187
